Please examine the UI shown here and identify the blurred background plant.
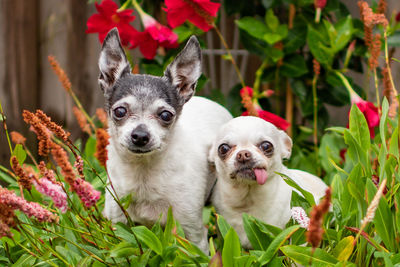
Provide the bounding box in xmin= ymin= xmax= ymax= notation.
xmin=0 ymin=0 xmax=400 ymax=266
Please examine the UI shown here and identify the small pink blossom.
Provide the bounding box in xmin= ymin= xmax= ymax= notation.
xmin=291 ymin=207 xmax=310 ymax=229
xmin=33 ymin=178 xmax=68 ymax=213
xmin=72 ymin=178 xmax=100 ymax=208
xmin=0 ymin=187 xmax=57 ymax=222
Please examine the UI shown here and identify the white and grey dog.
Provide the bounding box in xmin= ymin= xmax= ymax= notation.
xmin=99 ymin=28 xmax=232 ymax=252
xmin=209 ymin=116 xmax=327 ymax=248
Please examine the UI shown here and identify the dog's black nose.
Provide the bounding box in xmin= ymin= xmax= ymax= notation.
xmin=236 ymin=150 xmax=252 ymax=163
xmin=131 ymin=129 xmax=150 ymax=147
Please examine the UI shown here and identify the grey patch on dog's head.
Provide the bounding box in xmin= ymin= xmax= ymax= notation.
xmin=105 ymin=74 xmax=182 ymax=114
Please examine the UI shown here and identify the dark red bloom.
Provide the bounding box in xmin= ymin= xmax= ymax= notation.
xmin=350 ymin=92 xmax=380 ymax=138
xmin=242 ymin=110 xmax=290 ymax=131
xmin=86 ymin=0 xmax=138 ymax=46
xmin=133 ymin=13 xmax=179 ymax=59
xmin=164 ymin=0 xmax=220 ymax=32
xmin=314 ymin=0 xmax=327 ymax=9
xmin=396 ymin=12 xmax=400 ymax=22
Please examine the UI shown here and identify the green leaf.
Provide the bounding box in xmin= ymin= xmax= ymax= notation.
xmin=11 ymin=254 xmax=36 ymax=266
xmin=349 ymin=104 xmax=370 ymax=151
xmin=280 ymin=54 xmax=308 ymax=78
xmin=387 ymin=31 xmax=400 ymax=47
xmin=343 ymin=129 xmax=367 ymax=166
xmin=258 ymin=225 xmax=300 ymax=265
xmin=222 ymin=228 xmax=241 ymax=267
xmin=333 ymin=16 xmax=354 ymax=52
xmin=164 ymin=207 xmax=175 ymax=246
xmin=132 ymin=226 xmax=163 ymax=255
xmin=114 ymin=223 xmax=137 ymax=245
xmin=12 ymin=144 xmax=26 ymax=165
xmin=242 ymin=213 xmax=271 ymax=250
xmin=366 ymin=180 xmax=395 ymax=251
xmin=307 ymin=25 xmax=334 ymax=66
xmin=236 ymin=17 xmax=268 ymax=41
xmin=278 ymin=172 xmax=316 ymax=206
xmin=217 ymin=214 xmax=231 ymax=238
xmin=281 ymin=245 xmax=338 ymax=266
xmin=234 ymin=255 xmax=257 ymax=267
xmin=265 ymin=9 xmax=279 ymax=32
xmin=109 ymin=242 xmax=137 ymax=257
xmin=120 ymin=193 xmax=132 ymax=210
xmin=380 ymin=98 xmax=389 ymax=152
xmin=332 ymin=236 xmax=354 ymax=261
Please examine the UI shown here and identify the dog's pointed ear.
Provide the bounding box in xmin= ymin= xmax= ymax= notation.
xmin=164 ymin=36 xmax=202 ymax=103
xmin=98 ymin=28 xmax=131 ymax=93
xmin=279 ymin=130 xmax=292 ymax=159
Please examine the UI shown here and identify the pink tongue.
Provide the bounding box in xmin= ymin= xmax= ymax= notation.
xmin=254 ymin=168 xmax=268 ymax=185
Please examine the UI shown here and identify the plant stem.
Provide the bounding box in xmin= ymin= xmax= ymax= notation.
xmin=253 ymin=60 xmax=268 ymax=96
xmin=0 ymin=99 xmax=13 ymax=154
xmin=312 ymin=75 xmax=318 ymax=148
xmin=373 ymin=68 xmax=381 ymax=112
xmin=213 ymin=25 xmax=246 ymax=88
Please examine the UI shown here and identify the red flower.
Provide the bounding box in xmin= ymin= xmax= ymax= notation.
xmin=164 ymin=0 xmax=220 ymax=32
xmin=240 ymin=86 xmax=254 ymax=98
xmin=133 ymin=13 xmax=179 ymax=59
xmin=242 ymin=110 xmax=290 ymax=131
xmin=86 ymin=0 xmax=138 ymax=46
xmin=396 ymin=12 xmax=400 ymax=22
xmin=314 ymin=0 xmax=327 ymax=9
xmin=350 ymin=92 xmax=380 ymax=138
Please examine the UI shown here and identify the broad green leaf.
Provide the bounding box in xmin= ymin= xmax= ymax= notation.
xmin=263 ymin=32 xmax=283 ymax=45
xmin=380 ymin=98 xmax=389 ymax=151
xmin=332 ymin=236 xmax=354 ymax=261
xmin=216 ymin=214 xmax=231 ymax=238
xmin=12 ymin=144 xmax=26 ymax=165
xmin=222 ymin=228 xmax=241 ymax=267
xmin=280 ymin=54 xmax=308 ymax=78
xmin=109 ymin=242 xmax=137 ymax=257
xmin=307 ymin=25 xmax=334 ymax=66
xmin=265 ymin=9 xmax=279 ymax=31
xmin=366 ymin=180 xmax=395 ymax=251
xmin=333 ymin=16 xmax=354 ymax=52
xmin=258 ymin=225 xmax=300 ymax=265
xmin=164 ymin=207 xmax=175 ymax=245
xmin=387 ymin=31 xmax=400 ymax=47
xmin=236 ymin=17 xmax=268 ymax=40
xmin=349 ymin=104 xmax=370 ymax=151
xmin=234 ymin=255 xmax=257 ymax=267
xmin=131 ymin=226 xmax=163 ymax=255
xmin=11 ymin=254 xmax=36 ymax=266
xmin=243 ymin=213 xmax=270 ymax=250
xmin=388 ymin=126 xmax=399 ymax=158
xmin=281 ymin=245 xmax=338 ymax=266
xmin=114 ymin=223 xmax=137 ymax=245
xmin=278 ymin=172 xmax=316 ymax=206
xmin=343 ymin=130 xmax=367 ymax=166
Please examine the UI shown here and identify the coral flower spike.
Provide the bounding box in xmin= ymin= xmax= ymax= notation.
xmin=86 ymin=0 xmax=138 ymax=46
xmin=164 ymin=0 xmax=221 ymax=32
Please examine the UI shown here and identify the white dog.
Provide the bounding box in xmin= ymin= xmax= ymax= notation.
xmin=99 ymin=29 xmax=232 ymax=253
xmin=209 ymin=116 xmax=327 ymax=248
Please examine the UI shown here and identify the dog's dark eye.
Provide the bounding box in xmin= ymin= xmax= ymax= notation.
xmin=159 ymin=111 xmax=173 ymax=122
xmin=218 ymin=144 xmax=231 ymax=157
xmin=260 ymin=141 xmax=274 ymax=155
xmin=113 ymin=107 xmax=127 ymax=119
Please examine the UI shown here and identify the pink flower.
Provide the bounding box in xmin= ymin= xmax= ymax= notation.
xmin=314 ymin=0 xmax=327 ymax=9
xmin=350 ymin=92 xmax=380 ymax=138
xmin=0 ymin=187 xmax=57 ymax=223
xmin=33 ymin=178 xmax=68 ymax=213
xmin=291 ymin=207 xmax=310 ymax=229
xmin=86 ymin=0 xmax=138 ymax=46
xmin=242 ymin=110 xmax=290 ymax=131
xmin=72 ymin=178 xmax=100 ymax=208
xmin=164 ymin=0 xmax=220 ymax=32
xmin=133 ymin=13 xmax=179 ymax=59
